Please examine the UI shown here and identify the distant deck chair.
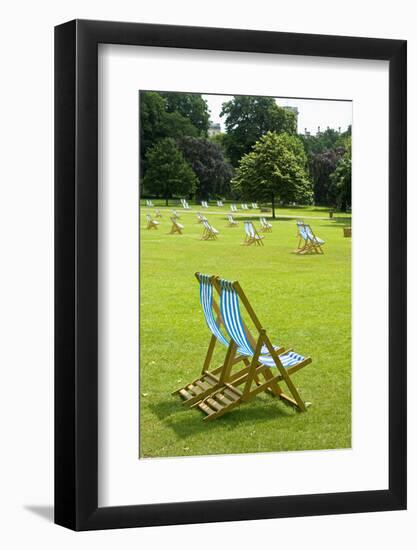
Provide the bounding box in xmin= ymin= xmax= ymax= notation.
xmin=230 ymin=204 xmax=238 ymax=212
xmin=201 ymin=220 xmax=219 ymax=240
xmin=217 ymin=200 xmax=224 ymax=207
xmin=194 ymin=277 xmax=312 ymax=419
xmin=259 ymin=217 xmax=272 ymax=232
xmin=154 ymin=208 xmax=162 ymax=218
xmin=241 ymin=203 xmax=249 ymax=210
xmin=180 ymin=198 xmax=190 ymax=209
xmin=169 ymin=216 xmax=184 ymax=235
xmin=252 ymin=202 xmax=259 ymax=209
xmin=173 ymin=273 xmax=285 ymax=408
xmin=172 ymin=209 xmax=181 ymax=219
xmin=201 ymin=200 xmax=209 ymax=208
xmin=227 ymin=215 xmax=238 ymax=227
xmin=146 ymin=199 xmax=154 ymax=207
xmin=243 ymin=221 xmax=264 ymax=246
xmin=304 ymin=224 xmax=325 ymax=254
xmin=146 ymin=214 xmax=159 ymax=230
xmin=196 ymin=212 xmax=207 ymax=224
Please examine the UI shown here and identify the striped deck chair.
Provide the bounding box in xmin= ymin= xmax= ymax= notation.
xmin=201 ymin=219 xmax=219 ymax=240
xmin=194 ymin=278 xmax=312 ymax=419
xmin=217 ymin=200 xmax=224 ymax=207
xmin=154 ymin=208 xmax=162 ymax=218
xmin=172 ymin=209 xmax=181 ymax=219
xmin=173 ymin=274 xmax=255 ymax=406
xmin=146 ymin=214 xmax=159 ymax=230
xmin=252 ymin=202 xmax=259 ymax=209
xmin=169 ymin=217 xmax=184 ymax=235
xmin=243 ymin=221 xmax=264 ymax=246
xmin=304 ymin=224 xmax=325 ymax=254
xmin=196 ymin=212 xmax=207 ymax=224
xmin=259 ymin=217 xmax=272 ymax=232
xmin=201 ymin=200 xmax=209 ymax=208
xmin=230 ymin=204 xmax=238 ymax=213
xmin=227 ymin=214 xmax=238 ymax=227
xmin=180 ymin=198 xmax=190 ymax=209
xmin=145 ymin=199 xmax=154 ymax=207
xmin=173 ymin=273 xmax=284 ymax=408
xmin=295 ymin=220 xmax=308 ymax=252
xmin=241 ymin=203 xmax=249 ymax=210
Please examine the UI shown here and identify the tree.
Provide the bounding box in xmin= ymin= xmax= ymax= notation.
xmin=220 ymin=96 xmax=297 ymax=166
xmin=143 ymin=138 xmax=197 ymax=205
xmin=232 ymin=132 xmax=313 ymax=218
xmin=177 ymin=136 xmax=233 ymax=200
xmin=309 ymin=148 xmax=345 ymax=205
xmin=160 ymin=92 xmax=210 ymax=135
xmin=140 ymin=92 xmax=199 ymax=175
xmin=329 ymin=138 xmax=351 ymax=211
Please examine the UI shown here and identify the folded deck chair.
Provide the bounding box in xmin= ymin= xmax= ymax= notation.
xmin=252 ymin=202 xmax=259 ymax=209
xmin=154 ymin=208 xmax=162 ymax=218
xmin=243 ymin=221 xmax=264 ymax=246
xmin=172 ymin=209 xmax=181 ymax=219
xmin=146 ymin=214 xmax=159 ymax=230
xmin=227 ymin=214 xmax=238 ymax=227
xmin=201 ymin=219 xmax=219 ymax=240
xmin=230 ymin=204 xmax=238 ymax=212
xmin=259 ymin=217 xmax=272 ymax=232
xmin=196 ymin=212 xmax=207 ymax=224
xmin=194 ymin=278 xmax=312 ymax=419
xmin=169 ymin=216 xmax=184 ymax=235
xmin=173 ymin=273 xmax=284 ymax=408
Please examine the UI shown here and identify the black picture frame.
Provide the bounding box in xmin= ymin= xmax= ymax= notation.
xmin=55 ymin=19 xmax=407 ymax=531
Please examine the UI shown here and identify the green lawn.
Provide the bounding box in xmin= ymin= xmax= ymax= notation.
xmin=140 ymin=204 xmax=351 ymax=458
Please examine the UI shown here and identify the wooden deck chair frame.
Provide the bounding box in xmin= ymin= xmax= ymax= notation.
xmin=201 ymin=220 xmax=219 ymax=240
xmin=169 ymin=216 xmax=183 ymax=234
xmin=260 ymin=217 xmax=272 ymax=232
xmin=195 ymin=278 xmax=312 ymax=420
xmin=172 ymin=274 xmax=284 ymax=408
xmin=304 ymin=224 xmax=325 ymax=254
xmin=146 ymin=214 xmax=158 ymax=230
xmin=243 ymin=221 xmax=264 ymax=246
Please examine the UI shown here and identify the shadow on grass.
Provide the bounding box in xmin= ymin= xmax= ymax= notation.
xmin=318 ymin=217 xmax=352 ymax=228
xmin=147 ymin=396 xmax=294 ymax=439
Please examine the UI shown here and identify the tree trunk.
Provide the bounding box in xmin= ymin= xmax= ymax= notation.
xmin=271 ymin=194 xmax=276 ymax=219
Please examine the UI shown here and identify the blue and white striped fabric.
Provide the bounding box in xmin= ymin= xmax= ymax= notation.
xmin=305 ymin=225 xmax=325 ymax=244
xmin=219 ymin=278 xmax=306 ymax=370
xmin=198 ymin=274 xmax=229 ymax=347
xmin=219 ymin=279 xmax=254 ymax=356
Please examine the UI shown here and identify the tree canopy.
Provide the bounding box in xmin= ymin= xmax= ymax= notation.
xmin=220 ymin=96 xmax=297 ymax=166
xmin=232 ymin=131 xmax=313 ymax=218
xmin=177 ymin=136 xmax=233 ymax=200
xmin=143 ymin=138 xmax=197 ymax=205
xmin=159 ymin=92 xmax=210 ymax=135
xmin=140 ymin=91 xmax=201 ymax=175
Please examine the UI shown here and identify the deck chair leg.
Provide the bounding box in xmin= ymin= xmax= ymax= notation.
xmin=201 ymin=334 xmax=217 ymax=375
xmin=219 ymin=341 xmax=237 ymax=384
xmin=242 ymin=334 xmax=264 ymax=400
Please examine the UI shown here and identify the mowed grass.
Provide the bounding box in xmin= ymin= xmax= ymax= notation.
xmin=140 ymin=204 xmax=352 ymax=458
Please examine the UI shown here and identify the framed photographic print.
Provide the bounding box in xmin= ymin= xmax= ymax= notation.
xmin=55 ymin=20 xmax=406 ymax=530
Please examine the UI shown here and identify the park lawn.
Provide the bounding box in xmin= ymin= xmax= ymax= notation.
xmin=139 ymin=205 xmax=352 ymax=458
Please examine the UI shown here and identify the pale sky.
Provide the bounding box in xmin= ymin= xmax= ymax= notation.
xmin=202 ymin=93 xmax=352 ymax=136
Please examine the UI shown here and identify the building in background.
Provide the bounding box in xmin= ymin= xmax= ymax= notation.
xmin=208 ymin=121 xmax=221 ymax=136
